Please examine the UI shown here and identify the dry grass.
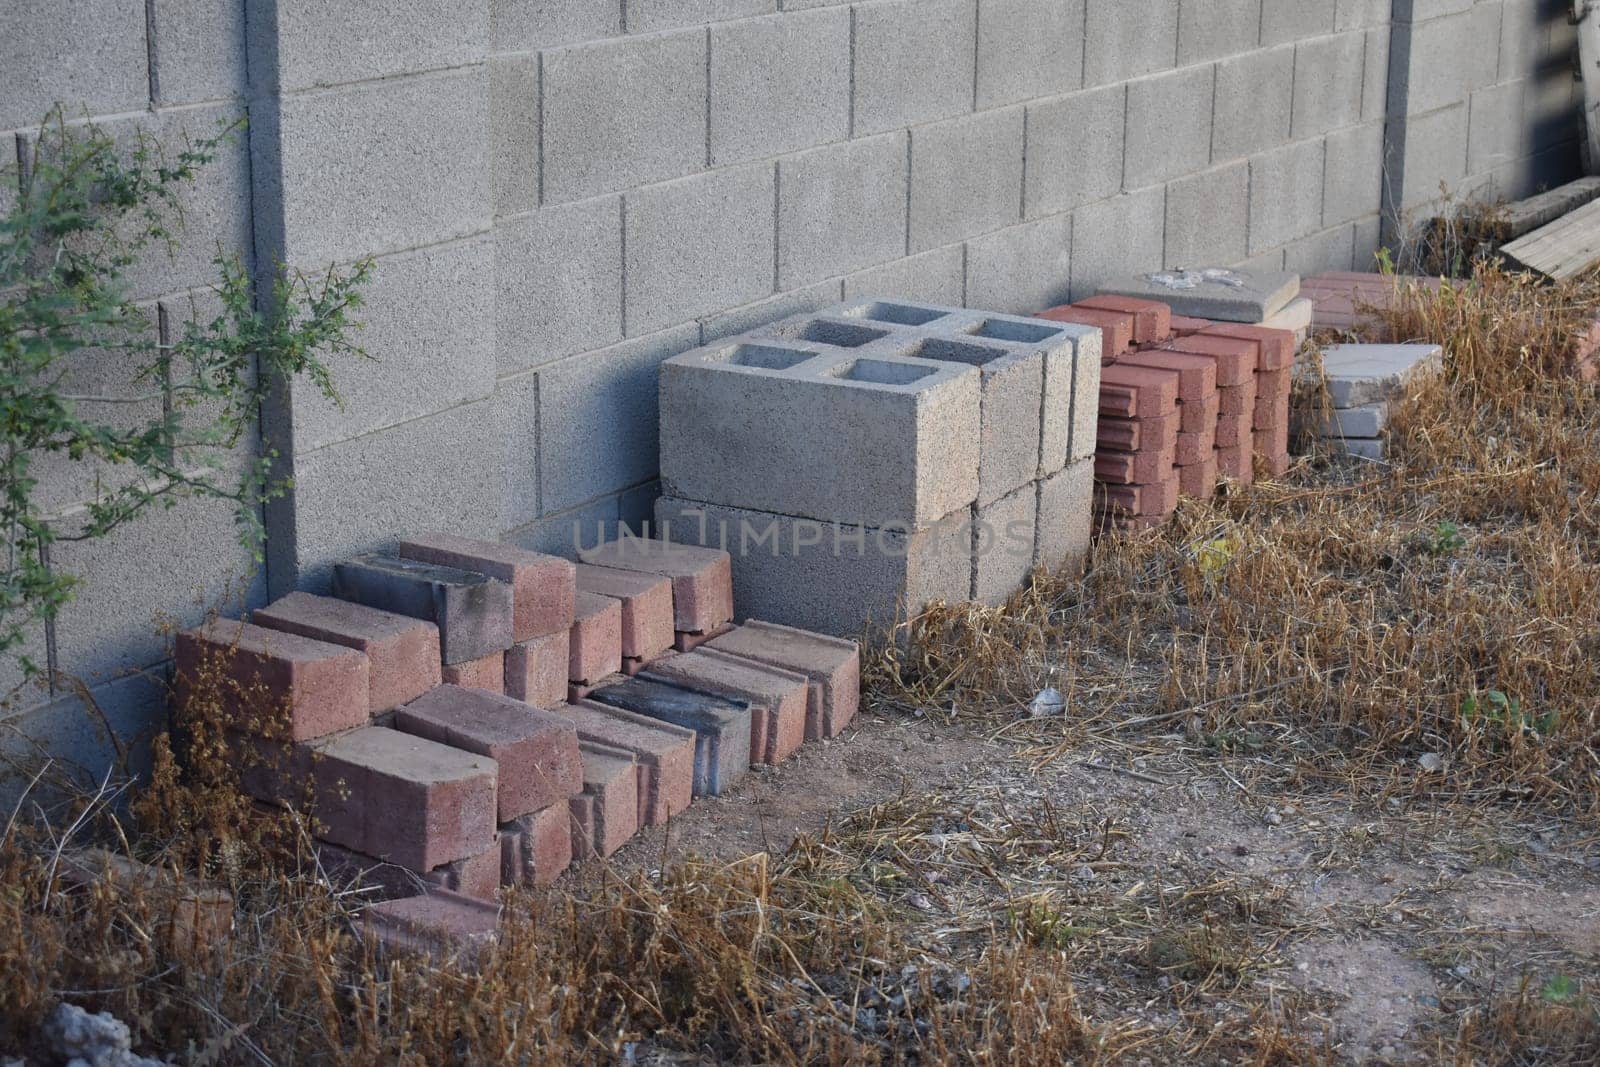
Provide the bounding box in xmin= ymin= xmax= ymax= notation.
xmin=2 ymin=263 xmax=1600 ymax=1063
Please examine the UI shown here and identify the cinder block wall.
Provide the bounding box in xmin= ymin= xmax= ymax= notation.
xmin=0 ymin=0 xmax=1581 ymax=785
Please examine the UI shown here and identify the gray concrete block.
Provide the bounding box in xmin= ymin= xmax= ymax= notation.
xmin=0 ymin=671 xmax=166 ymax=811
xmin=1212 ymin=45 xmax=1295 ymax=161
xmin=1319 ymin=343 xmax=1443 ymax=407
xmin=1392 ymin=0 xmax=1476 ymax=21
xmin=909 ymin=108 xmax=1025 ymax=252
xmin=1176 ymin=0 xmax=1260 ymax=63
xmin=853 ymin=0 xmax=978 ymax=135
xmin=659 ymin=327 xmax=981 ymax=527
xmin=496 ymin=196 xmax=623 ymax=375
xmin=1035 ymin=456 xmax=1093 ymax=573
xmin=1315 ymin=402 xmax=1388 ymax=439
xmin=701 ymin=280 xmax=846 ymax=343
xmin=1123 ymin=64 xmax=1215 ymax=190
xmin=618 ymin=481 xmax=662 ymax=538
xmin=1098 ymin=268 xmax=1300 ymax=323
xmin=1292 ymin=31 xmax=1366 ymax=139
xmin=963 ymin=213 xmax=1072 ymax=316
xmin=1353 ymin=214 xmax=1383 ymax=271
xmin=1391 ymin=5 xmax=1503 ymax=118
xmin=49 ymin=490 xmax=267 ymax=684
xmin=586 ymin=676 xmax=749 ymax=796
xmin=654 ymin=497 xmax=974 ymax=636
xmin=1284 ymin=222 xmax=1355 ymax=276
xmin=506 ymin=494 xmax=622 ymax=558
xmin=150 ymin=0 xmax=246 ymax=104
xmin=1336 ymin=0 xmax=1391 ymax=32
xmin=270 ymin=0 xmax=487 ymax=90
xmin=844 ymin=244 xmax=967 ymax=306
xmin=1067 ymin=328 xmax=1101 ymax=463
xmin=0 ymin=0 xmax=148 ymax=130
xmin=629 ymin=0 xmax=777 ymax=34
xmin=1068 ymin=187 xmax=1165 ymax=300
xmin=539 ymin=325 xmax=702 ymax=513
xmin=625 ymin=163 xmax=775 ymax=335
xmin=541 ymin=29 xmax=706 ymax=204
xmin=291 ymin=236 xmax=495 ymax=454
xmin=710 ymin=8 xmax=850 ymax=166
xmin=1325 ymin=435 xmax=1385 ymax=460
xmin=976 ymin=0 xmax=1085 ymax=109
xmin=1496 ymin=0 xmax=1545 ymax=82
xmin=333 ymin=554 xmax=513 ymax=664
xmin=911 ymin=332 xmax=1044 ymax=506
xmin=1468 ymin=80 xmax=1525 ymax=177
xmin=777 ymin=132 xmax=908 ymax=288
xmin=0 ymin=616 xmax=49 ymax=710
xmin=1024 ymin=85 xmax=1126 ymax=217
xmin=276 ymin=399 xmax=505 ymax=594
xmin=1084 ymin=0 xmax=1179 ymax=86
xmin=1164 ymin=161 xmax=1249 ymax=268
xmin=1323 ymin=122 xmax=1384 ymax=226
xmin=1385 ymin=102 xmax=1467 ymax=213
xmin=1249 ymin=138 xmax=1326 ymax=255
xmin=1523 ymin=66 xmax=1581 ymax=156
xmin=1259 ymin=0 xmax=1335 ymax=46
xmin=490 ymin=0 xmax=621 ymax=52
xmin=1363 ymin=25 xmax=1390 ymax=122
xmin=1235 ymin=247 xmax=1286 ymax=273
xmin=492 ymin=370 xmax=540 ymax=529
xmin=489 ymin=53 xmax=539 ymax=218
xmin=973 ymin=482 xmax=1036 ymax=605
xmin=276 ymin=68 xmax=488 ymax=266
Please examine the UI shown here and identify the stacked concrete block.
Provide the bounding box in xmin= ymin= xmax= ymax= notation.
xmin=1299 ymin=344 xmax=1445 ymax=459
xmin=656 ymin=298 xmax=1100 ymax=632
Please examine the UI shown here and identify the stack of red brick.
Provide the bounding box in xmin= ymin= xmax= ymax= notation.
xmin=175 ymin=532 xmax=860 ymax=957
xmin=1038 ymin=296 xmax=1294 ymax=531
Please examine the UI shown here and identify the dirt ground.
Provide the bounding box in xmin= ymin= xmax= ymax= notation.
xmin=610 ymin=700 xmax=1600 ymax=1064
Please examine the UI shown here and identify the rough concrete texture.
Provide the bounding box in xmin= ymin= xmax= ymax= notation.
xmin=1317 ymin=344 xmax=1445 ymax=407
xmin=1314 ymin=403 xmax=1389 ymax=439
xmin=1099 ymin=269 xmax=1300 ymax=323
xmin=587 ymin=676 xmax=752 ymax=797
xmin=973 ymin=482 xmax=1037 ymax=606
xmin=504 ymin=631 xmax=570 ymax=708
xmin=709 ymin=8 xmax=850 ymax=166
xmin=333 ymin=555 xmax=514 ymax=666
xmin=658 ymin=321 xmax=981 ymax=530
xmin=1036 ymin=457 xmax=1096 ymax=573
xmin=655 ymin=496 xmax=973 ymax=637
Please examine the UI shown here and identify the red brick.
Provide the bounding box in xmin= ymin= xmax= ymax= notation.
xmin=362 ymin=889 xmax=499 ymax=966
xmin=704 ymin=621 xmax=861 ymax=741
xmin=176 ymin=619 xmax=369 ymax=742
xmin=1202 ymin=323 xmax=1295 ymax=371
xmin=252 ymin=592 xmax=440 ymax=714
xmin=1038 ymin=304 xmax=1133 ymax=357
xmin=1178 ymin=390 xmax=1221 ymax=434
xmin=1215 ymin=413 xmax=1250 ymax=450
xmin=1161 ymin=335 xmax=1256 ymax=386
xmin=562 ymin=700 xmax=696 ymax=825
xmin=1100 ymin=364 xmax=1179 ymax=417
xmin=399 ymin=532 xmax=576 ymax=642
xmin=442 ymin=650 xmax=505 ymax=694
xmin=674 ymin=622 xmax=734 ymax=652
xmin=504 ymin=631 xmax=568 ymax=707
xmin=1256 ymin=364 xmax=1291 ymax=399
xmin=569 ymin=591 xmax=622 ymax=685
xmin=1097 ymin=411 xmax=1178 ymax=453
xmin=575 ymin=563 xmax=674 ymax=663
xmin=1076 ymin=294 xmax=1172 ymax=345
xmin=1118 ymin=349 xmax=1217 ymax=401
xmin=1178 ymin=454 xmax=1219 ymax=499
xmin=500 ymin=804 xmax=572 ymax=887
xmin=1175 ymin=428 xmax=1215 ymax=465
xmin=1095 ymin=474 xmax=1180 ymax=517
xmin=1095 ymin=447 xmax=1176 ymax=485
xmin=311 ymin=726 xmax=498 ymax=871
xmin=1254 ymin=422 xmax=1290 ymax=461
xmin=644 ymin=648 xmax=808 ymax=766
xmin=1253 ymin=391 xmax=1290 ymax=429
xmin=577 ymin=741 xmax=639 ymax=858
xmin=422 ymin=839 xmax=502 ymax=902
xmin=1217 ymin=378 xmax=1258 ymax=417
xmin=1095 ymin=508 xmax=1167 ymax=534
xmin=1215 ymin=444 xmax=1253 ymax=484
xmin=1169 ymin=314 xmax=1212 ymax=336
xmin=567 ymin=792 xmax=594 ymax=860
xmin=578 ymin=538 xmax=734 ymax=635
xmin=395 ymin=685 xmax=582 ymax=822
xmin=1259 ymin=449 xmax=1292 ymax=477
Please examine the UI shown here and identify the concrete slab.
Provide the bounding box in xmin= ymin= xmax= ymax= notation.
xmin=1098 ymin=268 xmax=1300 ymax=323
xmin=1318 ymin=344 xmax=1443 ymax=407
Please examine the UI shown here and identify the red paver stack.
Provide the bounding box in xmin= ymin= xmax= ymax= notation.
xmin=173 ymin=532 xmax=862 ymax=958
xmin=1038 ymin=295 xmax=1298 ymax=531
xmin=1300 ymin=271 xmax=1456 ymax=338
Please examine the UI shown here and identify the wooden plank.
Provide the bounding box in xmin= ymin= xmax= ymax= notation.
xmin=1498 ymin=177 xmax=1600 ymax=238
xmin=1501 ymin=197 xmax=1600 ymax=280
